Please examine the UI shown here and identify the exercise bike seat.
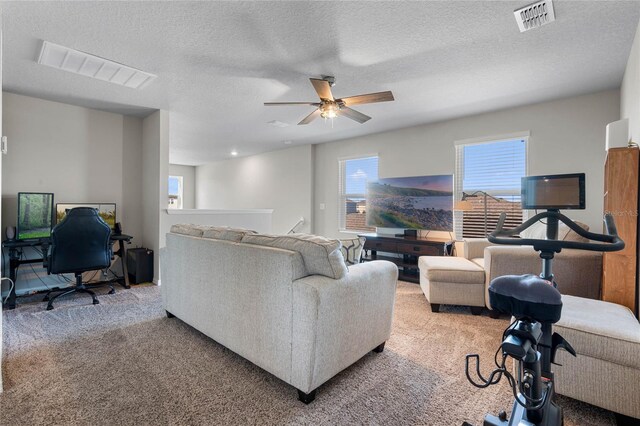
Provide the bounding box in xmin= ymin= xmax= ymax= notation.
xmin=489 ymin=274 xmax=563 ymax=323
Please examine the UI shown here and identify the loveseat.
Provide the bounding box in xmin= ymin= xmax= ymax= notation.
xmin=467 ymin=219 xmax=603 ymax=310
xmin=160 ymin=225 xmax=398 ymax=403
xmin=464 ymin=238 xmax=602 ymax=310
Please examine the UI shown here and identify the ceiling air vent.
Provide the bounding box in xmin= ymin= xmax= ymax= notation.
xmin=514 ymin=0 xmax=555 ymax=33
xmin=37 ymin=41 xmax=157 ymax=89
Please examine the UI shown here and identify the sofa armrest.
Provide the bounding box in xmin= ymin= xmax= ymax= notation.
xmin=290 ymin=260 xmax=398 ymax=393
xmin=484 ymin=246 xmax=602 ymax=308
xmin=464 ymin=238 xmax=494 ymax=260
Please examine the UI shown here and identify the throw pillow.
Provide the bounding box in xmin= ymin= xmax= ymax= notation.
xmin=241 ymin=233 xmax=348 ymax=279
xmin=519 ymin=220 xmax=589 ymax=242
xmin=519 ymin=221 xmax=551 ymax=240
xmin=340 ymin=236 xmax=366 ymax=265
xmin=562 ymin=221 xmax=589 ymax=243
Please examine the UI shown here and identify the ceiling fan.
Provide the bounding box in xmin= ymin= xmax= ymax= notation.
xmin=264 ymin=76 xmax=394 ymax=125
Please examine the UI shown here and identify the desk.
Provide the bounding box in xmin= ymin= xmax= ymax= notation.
xmin=359 ymin=233 xmax=454 ymax=283
xmin=2 ymin=234 xmax=133 ymax=309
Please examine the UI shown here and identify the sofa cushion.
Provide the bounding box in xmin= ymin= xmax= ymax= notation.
xmin=171 ymin=224 xmax=256 ymax=241
xmin=555 ymin=295 xmax=640 ymax=369
xmin=340 ymin=236 xmax=366 ymax=265
xmin=170 ymin=224 xmax=206 ymax=237
xmin=418 ymin=256 xmax=485 ymax=285
xmin=202 ymin=226 xmax=256 ymax=242
xmin=241 ymin=233 xmax=348 ymax=279
xmin=470 ymin=257 xmax=484 ymax=269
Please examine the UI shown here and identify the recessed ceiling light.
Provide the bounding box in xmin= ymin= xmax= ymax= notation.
xmin=37 ymin=40 xmax=157 ymax=89
xmin=283 ymin=140 xmax=292 ymax=145
xmin=230 ymin=150 xmax=238 ymax=156
xmin=267 ymin=120 xmax=290 ymax=128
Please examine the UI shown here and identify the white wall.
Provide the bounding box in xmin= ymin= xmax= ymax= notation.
xmin=622 ymin=19 xmax=640 ymax=143
xmin=196 ymin=144 xmax=313 ymax=234
xmin=122 ymin=116 xmax=144 ymax=242
xmin=142 ymin=110 xmax=170 ymax=283
xmin=2 ymin=93 xmax=124 ymax=225
xmin=164 ymin=209 xmax=273 ymax=234
xmin=315 ymin=90 xmax=620 ymax=238
xmin=169 ymin=163 xmax=196 ymax=209
xmin=1 ymin=92 xmax=145 ymax=294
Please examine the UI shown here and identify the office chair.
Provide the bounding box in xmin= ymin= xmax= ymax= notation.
xmin=45 ymin=207 xmax=113 ymax=310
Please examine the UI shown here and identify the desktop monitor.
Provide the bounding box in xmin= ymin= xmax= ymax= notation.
xmin=56 ymin=203 xmax=117 ymax=229
xmin=17 ymin=192 xmax=55 ymax=240
xmin=521 ymin=173 xmax=585 ymax=210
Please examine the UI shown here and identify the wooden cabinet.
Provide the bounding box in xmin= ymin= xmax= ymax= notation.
xmin=602 ymin=147 xmax=639 ymax=316
xmin=359 ymin=233 xmax=453 ymax=283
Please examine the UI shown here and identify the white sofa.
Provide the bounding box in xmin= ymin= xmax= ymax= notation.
xmin=160 ymin=226 xmax=398 ymax=403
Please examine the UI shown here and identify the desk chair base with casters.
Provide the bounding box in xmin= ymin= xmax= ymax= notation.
xmin=46 ymin=207 xmax=113 ymax=310
xmin=43 ymin=273 xmax=115 ymax=311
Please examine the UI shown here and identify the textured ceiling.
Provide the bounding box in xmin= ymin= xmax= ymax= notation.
xmin=2 ymin=1 xmax=639 ymax=165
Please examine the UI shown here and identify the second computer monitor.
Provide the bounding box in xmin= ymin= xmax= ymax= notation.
xmin=56 ymin=203 xmax=117 ymax=229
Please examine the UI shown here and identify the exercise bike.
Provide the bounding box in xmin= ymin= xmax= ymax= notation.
xmin=464 ymin=209 xmax=624 ymax=426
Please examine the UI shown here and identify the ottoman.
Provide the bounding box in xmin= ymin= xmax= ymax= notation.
xmin=418 ymin=256 xmax=486 ymax=315
xmin=553 ymin=295 xmax=640 ymax=420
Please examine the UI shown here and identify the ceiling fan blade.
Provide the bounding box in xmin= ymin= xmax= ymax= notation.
xmin=310 ymin=78 xmax=334 ymax=101
xmin=339 ymin=91 xmax=394 ymax=106
xmin=339 ymin=107 xmax=371 ymax=124
xmin=298 ymin=108 xmax=321 ymax=125
xmin=264 ymin=102 xmax=320 ymax=106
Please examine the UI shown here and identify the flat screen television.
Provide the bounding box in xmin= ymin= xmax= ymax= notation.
xmin=56 ymin=203 xmax=117 ymax=229
xmin=521 ymin=173 xmax=585 ymax=210
xmin=17 ymin=192 xmax=55 ymax=240
xmin=366 ymin=175 xmax=453 ymax=231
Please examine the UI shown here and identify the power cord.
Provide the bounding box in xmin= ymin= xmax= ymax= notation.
xmin=2 ymin=277 xmax=15 ymax=305
xmin=58 ymin=274 xmax=73 ymax=283
xmin=28 ymin=260 xmax=52 ymax=291
xmin=534 ymin=209 xmax=547 ymax=225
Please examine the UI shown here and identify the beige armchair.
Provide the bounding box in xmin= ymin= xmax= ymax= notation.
xmin=464 ymin=238 xmax=602 ymax=310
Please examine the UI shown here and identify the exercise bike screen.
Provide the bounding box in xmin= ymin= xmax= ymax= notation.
xmin=521 ymin=173 xmax=585 ymax=210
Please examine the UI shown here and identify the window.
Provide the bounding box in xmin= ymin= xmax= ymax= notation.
xmin=455 ymin=137 xmax=527 ymax=238
xmin=339 ymin=156 xmax=378 ymax=232
xmin=168 ymin=175 xmax=183 ymax=209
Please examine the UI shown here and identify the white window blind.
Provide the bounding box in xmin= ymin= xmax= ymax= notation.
xmin=338 ymin=156 xmax=378 ymax=232
xmin=455 ymin=138 xmax=527 ymax=238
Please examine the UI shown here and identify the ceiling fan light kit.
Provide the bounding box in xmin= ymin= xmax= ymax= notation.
xmin=319 ymin=102 xmax=339 ymax=119
xmin=264 ymin=76 xmax=394 ymax=126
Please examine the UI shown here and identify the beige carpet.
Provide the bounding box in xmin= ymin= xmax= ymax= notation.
xmin=1 ymin=282 xmax=615 ymax=425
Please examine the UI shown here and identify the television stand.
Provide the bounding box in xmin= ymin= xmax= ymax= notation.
xmin=358 ymin=233 xmax=454 ymax=283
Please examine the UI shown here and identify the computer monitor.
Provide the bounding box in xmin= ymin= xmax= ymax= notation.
xmin=56 ymin=203 xmax=117 ymax=229
xmin=521 ymin=173 xmax=585 ymax=210
xmin=17 ymin=192 xmax=55 ymax=240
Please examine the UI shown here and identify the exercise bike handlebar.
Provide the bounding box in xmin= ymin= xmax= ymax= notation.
xmin=489 ymin=211 xmax=625 ymax=253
